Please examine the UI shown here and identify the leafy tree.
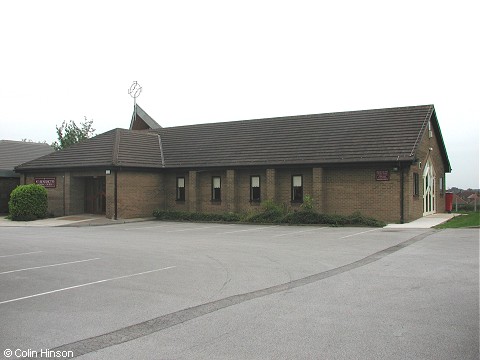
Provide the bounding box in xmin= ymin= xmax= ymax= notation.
xmin=52 ymin=117 xmax=95 ymax=150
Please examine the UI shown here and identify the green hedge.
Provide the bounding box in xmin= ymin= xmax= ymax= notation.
xmin=153 ymin=209 xmax=241 ymax=222
xmin=8 ymin=184 xmax=48 ymax=221
xmin=153 ymin=208 xmax=385 ymax=227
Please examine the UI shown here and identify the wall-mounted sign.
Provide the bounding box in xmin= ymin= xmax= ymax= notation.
xmin=35 ymin=177 xmax=56 ymax=188
xmin=375 ymin=170 xmax=390 ymax=181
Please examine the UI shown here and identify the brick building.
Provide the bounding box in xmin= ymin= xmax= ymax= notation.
xmin=15 ymin=104 xmax=451 ymax=223
xmin=0 ymin=140 xmax=54 ymax=213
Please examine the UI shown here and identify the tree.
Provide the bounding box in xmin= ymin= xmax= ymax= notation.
xmin=52 ymin=117 xmax=95 ymax=150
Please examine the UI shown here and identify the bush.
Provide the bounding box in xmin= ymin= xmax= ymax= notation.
xmin=8 ymin=184 xmax=48 ymax=221
xmin=152 ymin=209 xmax=241 ymax=222
xmin=153 ymin=206 xmax=385 ymax=227
xmin=242 ymin=200 xmax=286 ymax=223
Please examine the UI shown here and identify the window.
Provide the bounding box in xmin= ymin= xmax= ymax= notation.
xmin=212 ymin=176 xmax=221 ymax=201
xmin=250 ymin=176 xmax=261 ymax=202
xmin=292 ymin=175 xmax=303 ymax=202
xmin=439 ymin=176 xmax=444 ymax=194
xmin=176 ymin=177 xmax=185 ymax=201
xmin=413 ymin=173 xmax=419 ymax=196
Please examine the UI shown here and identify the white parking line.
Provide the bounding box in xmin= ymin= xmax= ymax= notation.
xmin=272 ymin=227 xmax=328 ymax=238
xmin=0 ymin=251 xmax=43 ymax=258
xmin=340 ymin=228 xmax=380 ymax=239
xmin=0 ymin=266 xmax=176 ymax=305
xmin=221 ymin=226 xmax=278 ymax=234
xmin=124 ymin=225 xmax=171 ymax=231
xmin=167 ymin=226 xmax=219 ymax=233
xmin=0 ymin=258 xmax=101 ymax=275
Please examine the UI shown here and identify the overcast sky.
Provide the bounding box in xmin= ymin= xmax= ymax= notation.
xmin=1 ymin=1 xmax=478 ymax=189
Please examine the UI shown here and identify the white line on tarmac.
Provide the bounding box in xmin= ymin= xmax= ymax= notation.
xmin=0 ymin=266 xmax=176 ymax=305
xmin=0 ymin=251 xmax=43 ymax=258
xmin=272 ymin=227 xmax=328 ymax=238
xmin=124 ymin=225 xmax=171 ymax=231
xmin=167 ymin=226 xmax=219 ymax=233
xmin=0 ymin=258 xmax=101 ymax=275
xmin=221 ymin=226 xmax=278 ymax=234
xmin=339 ymin=228 xmax=380 ymax=239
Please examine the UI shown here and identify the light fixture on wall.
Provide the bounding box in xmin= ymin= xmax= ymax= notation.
xmin=105 ymin=170 xmax=111 ymax=175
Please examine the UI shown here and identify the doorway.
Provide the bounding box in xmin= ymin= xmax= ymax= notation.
xmin=423 ymin=160 xmax=436 ymax=216
xmin=85 ymin=176 xmax=106 ymax=214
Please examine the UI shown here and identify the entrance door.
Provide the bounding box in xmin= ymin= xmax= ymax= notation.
xmin=85 ymin=177 xmax=106 ymax=214
xmin=423 ymin=160 xmax=436 ymax=216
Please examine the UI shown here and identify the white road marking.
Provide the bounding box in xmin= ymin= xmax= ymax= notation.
xmin=272 ymin=227 xmax=328 ymax=238
xmin=340 ymin=228 xmax=380 ymax=239
xmin=124 ymin=225 xmax=171 ymax=231
xmin=0 ymin=258 xmax=101 ymax=275
xmin=221 ymin=226 xmax=278 ymax=234
xmin=167 ymin=226 xmax=218 ymax=233
xmin=0 ymin=266 xmax=176 ymax=305
xmin=0 ymin=251 xmax=43 ymax=258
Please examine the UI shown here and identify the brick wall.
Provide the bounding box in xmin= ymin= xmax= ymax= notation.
xmin=324 ymin=166 xmax=402 ymax=223
xmin=24 ymin=172 xmax=65 ymax=217
xmin=116 ymin=171 xmax=164 ymax=219
xmin=404 ymin=121 xmax=447 ymax=221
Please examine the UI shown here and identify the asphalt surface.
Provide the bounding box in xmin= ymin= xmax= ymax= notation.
xmin=0 ymin=222 xmax=478 ymax=359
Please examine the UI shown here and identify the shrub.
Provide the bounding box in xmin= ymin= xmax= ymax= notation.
xmin=300 ymin=194 xmax=314 ymax=212
xmin=8 ymin=184 xmax=48 ymax=221
xmin=152 ymin=207 xmax=385 ymax=227
xmin=152 ymin=210 xmax=241 ymax=222
xmin=242 ymin=200 xmax=285 ymax=223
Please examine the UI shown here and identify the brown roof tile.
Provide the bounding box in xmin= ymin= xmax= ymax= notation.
xmin=16 ymin=105 xmax=451 ymax=172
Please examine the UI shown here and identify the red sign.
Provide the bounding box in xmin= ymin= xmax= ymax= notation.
xmin=35 ymin=177 xmax=56 ymax=188
xmin=375 ymin=170 xmax=390 ymax=181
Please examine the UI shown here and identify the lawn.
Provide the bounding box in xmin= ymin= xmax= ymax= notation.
xmin=436 ymin=212 xmax=480 ymax=229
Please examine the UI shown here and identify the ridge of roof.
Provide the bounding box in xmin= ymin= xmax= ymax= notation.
xmin=130 ymin=104 xmax=161 ymax=130
xmin=156 ymin=104 xmax=434 ymax=131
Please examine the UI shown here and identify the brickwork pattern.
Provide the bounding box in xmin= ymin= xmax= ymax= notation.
xmin=404 ymin=123 xmax=447 ymax=221
xmin=324 ymin=166 xmax=401 ymax=223
xmin=24 ymin=172 xmax=65 ymax=217
xmin=116 ymin=171 xmax=163 ymax=219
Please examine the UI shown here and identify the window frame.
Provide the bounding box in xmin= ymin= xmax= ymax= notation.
xmin=212 ymin=176 xmax=221 ymax=201
xmin=250 ymin=175 xmax=261 ymax=202
xmin=291 ymin=174 xmax=303 ymax=203
xmin=176 ymin=177 xmax=185 ymax=201
xmin=413 ymin=173 xmax=419 ymax=196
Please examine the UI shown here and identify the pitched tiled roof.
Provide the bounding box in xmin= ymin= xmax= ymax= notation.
xmin=16 ymin=105 xmax=451 ymax=172
xmin=0 ymin=140 xmax=54 ymax=176
xmin=155 ymin=104 xmax=449 ymax=169
xmin=16 ymin=129 xmax=163 ymax=170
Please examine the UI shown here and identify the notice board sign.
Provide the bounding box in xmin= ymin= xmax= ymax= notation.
xmin=35 ymin=177 xmax=56 ymax=188
xmin=375 ymin=170 xmax=390 ymax=181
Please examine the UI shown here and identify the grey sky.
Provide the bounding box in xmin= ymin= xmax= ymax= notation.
xmin=1 ymin=1 xmax=478 ymax=189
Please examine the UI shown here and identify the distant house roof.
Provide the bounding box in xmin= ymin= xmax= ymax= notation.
xmin=129 ymin=104 xmax=161 ymax=130
xmin=16 ymin=105 xmax=451 ymax=172
xmin=0 ymin=140 xmax=54 ymax=177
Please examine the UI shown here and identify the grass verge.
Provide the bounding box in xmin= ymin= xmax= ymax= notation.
xmin=435 ymin=212 xmax=480 ymax=229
